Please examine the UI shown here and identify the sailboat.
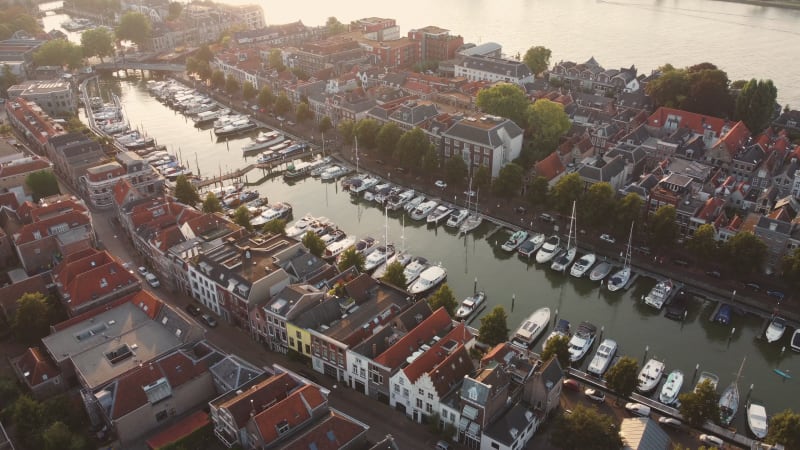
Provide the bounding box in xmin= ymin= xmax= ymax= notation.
xmin=364 ymin=207 xmax=394 ymax=272
xmin=607 ymin=222 xmax=634 ymax=292
xmin=372 ymin=216 xmax=411 ymax=279
xmin=459 ymin=187 xmax=483 ymax=235
xmin=719 ymin=357 xmax=746 ymax=426
xmin=551 ymin=201 xmax=577 ymax=272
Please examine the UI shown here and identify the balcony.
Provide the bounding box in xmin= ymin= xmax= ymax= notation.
xmin=214 ymin=427 xmax=238 ymax=448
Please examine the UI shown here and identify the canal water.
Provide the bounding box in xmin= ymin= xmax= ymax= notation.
xmin=99 ymin=77 xmax=798 ymax=426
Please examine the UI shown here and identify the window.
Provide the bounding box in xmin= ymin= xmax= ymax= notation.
xmin=403 ymin=388 xmax=409 ymax=397
xmin=428 ymin=392 xmax=434 ymax=400
xmin=395 ymin=384 xmax=400 ymax=392
xmin=296 ymin=330 xmax=301 ymax=339
xmin=426 ymin=403 xmax=433 ymax=413
xmin=416 ymin=398 xmax=423 ymax=408
xmin=418 ymin=388 xmax=424 ymax=395
xmin=491 ymin=442 xmax=500 ymax=450
xmin=155 ymin=410 xmax=168 ymax=422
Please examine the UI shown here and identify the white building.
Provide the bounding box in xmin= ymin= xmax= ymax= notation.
xmin=455 ymin=55 xmax=533 ymax=85
xmin=441 ymin=115 xmax=524 ymax=178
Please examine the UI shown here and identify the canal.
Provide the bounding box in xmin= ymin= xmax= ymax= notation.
xmin=96 ymin=77 xmax=798 ymax=428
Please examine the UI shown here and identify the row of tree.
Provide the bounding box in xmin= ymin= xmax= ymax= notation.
xmin=336 ymin=119 xmax=440 ymax=174
xmin=0 ymin=5 xmax=40 ymax=40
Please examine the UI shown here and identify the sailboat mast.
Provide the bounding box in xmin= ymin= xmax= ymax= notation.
xmin=625 ymin=222 xmax=634 ymax=268
xmin=355 ymin=136 xmax=359 ymax=174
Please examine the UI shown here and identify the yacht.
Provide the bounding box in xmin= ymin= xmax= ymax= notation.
xmin=403 ymin=195 xmax=426 ymax=213
xmin=501 ymin=230 xmax=529 ymax=252
xmin=589 ymin=261 xmax=613 ymax=282
xmin=542 ymin=319 xmax=571 ymax=351
xmin=319 ymin=229 xmax=346 ymax=246
xmin=765 ymin=316 xmax=787 ymax=343
xmin=518 ymin=233 xmax=545 ymax=258
xmin=323 ymin=236 xmax=356 ymax=260
xmin=349 ymin=175 xmax=380 ymax=196
xmin=552 ymin=202 xmax=577 ymax=272
xmin=193 ymin=108 xmax=231 ymax=126
xmin=695 ymin=372 xmax=720 ymax=392
xmin=637 ymin=359 xmax=665 ymax=393
xmin=446 ymin=209 xmax=469 ymax=228
xmin=747 ymin=403 xmax=768 ymax=439
xmin=587 ymin=339 xmax=617 ymax=376
xmin=568 ymin=321 xmax=597 ymax=362
xmin=643 ymin=279 xmax=674 ymax=310
xmin=364 ymin=244 xmax=395 ymax=272
xmin=659 ymin=370 xmax=684 ymax=405
xmin=320 ymin=165 xmax=351 ymax=181
xmin=535 ymin=235 xmax=561 ymax=264
xmin=409 ymin=265 xmax=447 ymax=295
xmin=455 ymin=291 xmax=486 ymax=320
xmin=259 ymin=202 xmax=292 ymax=223
xmin=459 ymin=186 xmax=482 ymax=235
xmin=719 ymin=358 xmax=746 ymax=426
xmin=570 ymin=253 xmax=597 ymax=278
xmin=607 ymin=222 xmax=634 ymax=292
xmin=510 ymin=307 xmax=551 ymax=349
xmin=285 ymin=214 xmax=316 ymax=238
xmin=410 ymin=200 xmax=438 ymax=221
xmin=427 ymin=205 xmax=453 ymax=225
xmin=403 ymin=257 xmax=430 ymax=285
xmin=214 ymin=118 xmax=257 ymax=137
xmin=335 ymin=237 xmax=378 ymax=265
xmin=387 ymin=189 xmax=415 ymax=211
xmin=372 ymin=251 xmax=412 ymax=280
xmin=256 ymin=151 xmax=276 ymax=164
xmin=242 ymin=130 xmax=284 ymax=153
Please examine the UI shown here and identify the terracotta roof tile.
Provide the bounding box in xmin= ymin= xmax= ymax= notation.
xmin=534 ymin=152 xmax=566 ymax=181
xmin=402 ymin=322 xmax=473 ymax=384
xmin=145 ymin=410 xmax=209 ymax=450
xmin=13 ymin=210 xmax=91 ymax=245
xmin=718 ymin=120 xmax=751 ymax=156
xmin=0 ymin=158 xmax=51 ymax=179
xmin=373 ymin=307 xmax=452 ymax=369
xmin=51 ymin=290 xmax=162 ymax=331
xmin=0 ymin=191 xmax=20 ymax=211
xmin=64 ymin=261 xmax=139 ymax=310
xmin=647 ymin=106 xmax=727 ymax=135
xmin=252 ymin=384 xmax=326 ymax=445
xmin=15 ymin=347 xmax=59 ymax=387
xmin=279 ymin=411 xmax=366 ymax=450
xmin=54 ymin=249 xmax=114 ymax=287
xmin=113 ymin=179 xmax=135 ymax=207
xmin=220 ymin=372 xmax=300 ymax=428
xmin=29 ymin=198 xmax=86 ymax=222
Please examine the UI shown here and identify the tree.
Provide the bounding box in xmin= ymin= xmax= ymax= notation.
xmin=684 ymin=66 xmax=733 ymax=118
xmin=195 ymin=45 xmax=213 ymax=62
xmin=394 ymin=128 xmax=430 ymax=171
xmin=0 ymin=376 xmax=20 ymax=406
xmin=445 ymin=156 xmax=468 ymax=186
xmin=381 ymin=261 xmax=407 ymax=287
xmin=735 ymin=79 xmax=778 ymax=134
xmin=649 ymin=205 xmax=678 ymax=250
xmin=523 ymin=46 xmax=552 ymax=77
xmin=678 ymin=379 xmax=720 ymax=427
xmin=526 ymin=176 xmax=549 ymax=206
xmin=325 ymin=16 xmax=347 ymax=34
xmin=242 ymin=81 xmax=257 ymax=100
xmin=211 ymin=70 xmax=226 ymax=89
xmin=33 ymin=39 xmax=83 ymax=70
xmin=550 ymin=405 xmax=623 ymax=450
xmin=492 ymin=162 xmax=524 ymax=198
xmin=274 ymin=93 xmax=291 ymax=115
xmin=421 ymin=145 xmax=439 ymax=173
xmin=318 ymin=116 xmax=333 ymax=134
xmin=766 ymin=409 xmax=800 ymax=449
xmin=427 ymin=284 xmax=457 ymax=316
xmin=13 ymin=293 xmax=51 ymax=344
xmin=615 ymin=193 xmax=643 ymax=231
xmin=201 ymin=193 xmax=222 ymax=213
xmin=337 ymin=246 xmax=365 ymax=272
xmin=355 ymin=119 xmax=381 ymax=149
xmin=232 ymin=206 xmax=252 ymax=230
xmin=723 ymin=231 xmax=767 ymax=276
xmin=303 ymin=231 xmax=326 ymax=258
xmin=688 ymin=224 xmax=718 ymax=262
xmin=476 ymin=83 xmax=530 ymax=129
xmin=549 ymin=173 xmax=583 ymax=215
xmin=43 ymin=421 xmax=74 ymax=450
xmin=474 ymin=166 xmax=492 ymax=193
xmin=225 ymin=74 xmax=240 ymax=95
xmin=291 ymin=68 xmax=310 ymax=81
xmin=256 ymin=86 xmax=274 ymax=109
xmin=605 ymin=356 xmax=639 ymax=399
xmin=376 ymin=122 xmax=402 ymax=158
xmin=166 ymin=1 xmax=183 ymax=20
xmin=25 ymin=170 xmax=60 ymax=202
xmin=173 ymin=174 xmax=200 ymax=205
xmin=0 ymin=8 xmax=42 ymax=41
xmin=338 ymin=119 xmax=356 ymax=144
xmin=580 ymin=182 xmax=614 ymax=229
xmin=478 ymin=306 xmax=509 ymax=346
xmin=646 ymin=66 xmax=690 ymax=109
xmin=268 ymin=49 xmax=285 ymax=72
xmin=542 ymin=334 xmax=570 ymax=368
xmin=80 ymin=27 xmax=114 ymax=62
xmin=296 ymin=102 xmax=313 ymax=123
xmin=1 ymin=64 xmax=19 ymax=98
xmin=12 ymin=395 xmax=46 ymax=449
xmin=262 ymin=218 xmax=286 ymax=236
xmin=116 ymin=11 xmax=151 ymax=47
xmin=782 ymin=247 xmax=800 ymax=290
xmin=527 ymin=99 xmax=571 ymax=151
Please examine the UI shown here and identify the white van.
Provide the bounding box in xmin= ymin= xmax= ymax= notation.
xmin=625 ymin=402 xmax=651 ymax=417
xmin=145 ymin=273 xmax=160 ymax=288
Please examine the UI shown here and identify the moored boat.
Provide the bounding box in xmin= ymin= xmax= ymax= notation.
xmin=403 ymin=256 xmax=430 ymax=286
xmin=747 ymin=403 xmax=768 ymax=439
xmin=455 ymin=291 xmax=486 ymax=320
xmin=587 ymin=339 xmax=617 ymax=376
xmin=542 ymin=319 xmax=571 ymax=351
xmin=410 ymin=200 xmax=437 ymax=221
xmin=364 ymin=244 xmax=395 ymax=272
xmin=643 ymin=279 xmax=674 ymax=310
xmin=658 ymin=370 xmax=684 ymax=405
xmin=589 ymin=261 xmax=612 ymax=282
xmin=511 ymin=307 xmax=551 ymax=348
xmin=518 ymin=233 xmax=545 ymax=258
xmin=607 ymin=222 xmax=634 ymax=292
xmin=637 ymin=358 xmax=665 ymax=393
xmin=567 ymin=321 xmax=597 ymax=362
xmin=446 ymin=209 xmax=469 ymax=228
xmin=501 ymin=230 xmax=528 ymax=252
xmin=765 ymin=316 xmax=786 ymax=343
xmin=427 ymin=205 xmax=453 ymax=225
xmin=408 ymin=265 xmax=447 ymax=295
xmin=792 ymin=329 xmax=800 ymax=352
xmin=323 ymin=236 xmax=357 ymax=260
xmin=719 ymin=358 xmax=746 ymax=426
xmin=695 ymin=372 xmax=720 ymax=392
xmin=535 ymin=235 xmax=561 ymax=264
xmin=570 ymin=253 xmax=597 ymax=278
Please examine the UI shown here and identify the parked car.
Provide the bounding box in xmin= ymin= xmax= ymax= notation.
xmin=584 ymin=388 xmax=605 ymax=403
xmin=185 ymin=304 xmax=201 ymax=316
xmin=434 ymin=440 xmax=451 ymax=450
xmin=539 ymin=213 xmax=554 ymax=223
xmin=672 ymin=258 xmax=691 ymax=267
xmin=636 ymin=246 xmax=652 ymax=256
xmin=599 ymin=233 xmax=615 ymax=244
xmin=658 ymin=417 xmax=682 ymax=428
xmin=699 ymin=434 xmax=724 ymax=446
xmin=137 ymin=266 xmax=149 ymax=276
xmin=435 ymin=180 xmax=447 ymax=188
xmin=705 ymin=270 xmax=721 ymax=278
xmin=625 ymin=402 xmax=651 ymax=417
xmin=767 ymin=289 xmax=786 ymax=301
xmin=144 ymin=273 xmax=160 ymax=288
xmin=201 ymin=314 xmax=218 ymax=327
xmin=744 ymin=282 xmax=761 ymax=291
xmin=563 ymin=379 xmax=581 ymax=391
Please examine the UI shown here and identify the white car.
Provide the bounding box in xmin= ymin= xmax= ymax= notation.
xmin=699 ymin=434 xmax=724 ymax=446
xmin=599 ymin=234 xmax=616 ymax=244
xmin=144 ymin=273 xmax=160 ymax=288
xmin=435 ymin=180 xmax=447 ymax=189
xmin=584 ymin=388 xmax=605 ymax=403
xmin=658 ymin=417 xmax=682 ymax=428
xmin=625 ymin=402 xmax=651 ymax=417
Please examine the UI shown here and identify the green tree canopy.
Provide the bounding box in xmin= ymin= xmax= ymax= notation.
xmin=476 ymin=83 xmax=530 ymax=129
xmin=296 ymin=102 xmax=313 ymax=122
xmin=33 ymin=39 xmax=83 ymax=70
xmin=492 ymin=162 xmax=524 ymax=198
xmin=25 ymin=170 xmax=60 ymax=202
xmin=166 ymin=1 xmax=183 ymax=20
xmin=186 ymin=57 xmax=211 ymax=81
xmin=232 ymin=205 xmax=252 ymax=230
xmin=274 ymin=93 xmax=291 ymax=115
xmin=43 ymin=421 xmax=76 ymax=450
xmin=0 ymin=7 xmax=42 ymax=41
xmin=550 ymin=404 xmax=623 ymax=450
xmin=605 ymin=356 xmax=639 ymax=399
xmin=381 ymin=261 xmax=407 ymax=288
xmin=542 ymin=334 xmax=570 ymax=368
xmin=523 ymin=46 xmax=552 ymax=76
xmin=11 ymin=395 xmax=46 ymax=449
xmin=262 ymin=218 xmax=287 ymax=236
xmin=1 ymin=64 xmax=20 ymax=98
xmin=257 ymin=86 xmax=274 ymax=108
xmin=782 ymin=247 xmax=800 ymax=290
xmin=201 ymin=192 xmax=222 ymax=213
xmin=688 ymin=223 xmax=718 ymax=262
xmin=325 ymin=16 xmax=347 ymax=34
xmin=268 ymin=49 xmax=285 ymax=71
xmin=549 ymin=173 xmax=583 ymax=215
xmin=80 ymin=27 xmax=115 ymax=62
xmin=225 ymin=74 xmax=240 ymax=95
xmin=445 ymin=156 xmax=468 ymax=186
xmin=649 ymin=205 xmax=678 ymax=250
xmin=615 ymin=193 xmax=643 ymax=231
xmin=474 ymin=166 xmax=492 ymax=193
xmin=580 ymin=182 xmax=614 ymax=229
xmin=526 ymin=99 xmax=570 ymax=151
xmin=421 ymin=145 xmax=439 ymax=173
xmin=303 ymin=231 xmax=327 ymax=258
xmin=724 ymin=231 xmax=767 ymax=276
xmin=13 ymin=292 xmax=52 ymax=344
xmin=526 ymin=175 xmax=549 ymax=206
xmin=355 ymin=118 xmax=381 ymax=149
xmin=376 ymin=122 xmax=402 ymax=158
xmin=427 ymin=284 xmax=457 ymax=317
xmin=195 ymin=45 xmax=213 ymax=62
xmin=678 ymin=379 xmax=720 ymax=427
xmin=735 ymin=79 xmax=778 ymax=134
xmin=211 ymin=70 xmax=225 ymax=89
xmin=242 ymin=81 xmax=257 ymax=100
xmin=646 ymin=65 xmax=690 ymax=109
xmin=766 ymin=409 xmax=800 ymax=449
xmin=116 ymin=11 xmax=152 ymax=47
xmin=479 ymin=306 xmax=509 ymax=346
xmin=337 ymin=246 xmax=365 ymax=272
xmin=173 ymin=175 xmax=200 ymax=205
xmin=394 ymin=128 xmax=430 ymax=171
xmin=318 ymin=116 xmax=333 ymax=134
xmin=338 ymin=119 xmax=356 ymax=145
xmin=683 ymin=66 xmax=733 ymax=118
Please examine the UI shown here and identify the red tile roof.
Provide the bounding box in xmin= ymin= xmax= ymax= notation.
xmin=534 ymin=152 xmax=565 ymax=181
xmin=252 ymin=384 xmax=326 ymax=445
xmin=113 ymin=179 xmax=134 ymax=207
xmin=15 ymin=347 xmax=59 ymax=387
xmin=279 ymin=411 xmax=366 ymax=450
xmin=0 ymin=157 xmax=51 ymax=179
xmin=54 ymin=249 xmax=113 ymax=286
xmin=51 ymin=290 xmax=163 ymax=331
xmin=481 ymin=342 xmax=512 ymax=367
xmin=219 ymin=372 xmax=300 ymax=428
xmin=0 ymin=191 xmax=19 ymax=211
xmin=13 ymin=210 xmax=91 ymax=245
xmin=373 ymin=307 xmax=452 ymax=369
xmin=696 ymin=197 xmax=725 ymax=222
xmin=5 ymin=98 xmax=65 ymax=145
xmin=29 ymin=198 xmax=87 ymax=222
xmin=145 ymin=410 xmax=209 ymax=450
xmin=63 ymin=261 xmax=138 ymax=309
xmin=15 ymin=201 xmax=36 ymax=222
xmin=647 ymin=107 xmax=727 ymax=135
xmin=430 ymin=344 xmax=474 ymax=396
xmin=402 ymin=322 xmax=473 ymax=384
xmin=717 ymin=120 xmax=751 ymax=156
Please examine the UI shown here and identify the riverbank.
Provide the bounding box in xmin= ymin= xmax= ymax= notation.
xmin=711 ymin=0 xmax=800 ymax=10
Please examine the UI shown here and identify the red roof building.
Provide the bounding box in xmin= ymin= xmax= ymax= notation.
xmin=0 ymin=155 xmax=52 ymax=196
xmin=11 ymin=347 xmax=63 ymax=399
xmin=3 ymin=98 xmax=66 ymax=153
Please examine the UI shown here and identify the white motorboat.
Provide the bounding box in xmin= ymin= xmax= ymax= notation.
xmin=306 ymin=217 xmax=334 ymax=236
xmin=260 ymin=202 xmax=293 ymax=222
xmin=568 ymin=321 xmax=597 ymax=362
xmin=403 ymin=195 xmax=425 ymax=213
xmin=587 ymin=339 xmax=617 ymax=376
xmin=637 ymin=358 xmax=665 ymax=393
xmin=552 ymin=201 xmax=577 ymax=272
xmin=320 ymin=165 xmax=351 ymax=181
xmin=335 ymin=237 xmax=378 ymax=265
xmin=372 ymin=251 xmax=412 ymax=280
xmin=792 ymin=329 xmax=800 ymax=352
xmin=410 ymin=200 xmax=438 ymax=221
xmin=765 ymin=316 xmax=786 ymax=343
xmin=349 ymin=175 xmax=380 ymax=196
xmin=285 ymin=213 xmax=315 ymax=238
xmin=193 ymin=108 xmax=230 ymax=126
xmin=719 ymin=358 xmax=746 ymax=426
xmin=747 ymin=403 xmax=768 ymax=439
xmin=518 ymin=233 xmax=545 ymax=258
xmin=589 ymin=261 xmax=613 ymax=282
xmin=535 ymin=235 xmax=561 ymax=264
xmin=446 ymin=209 xmax=469 ymax=228
xmin=501 ymin=230 xmax=528 ymax=252
xmin=256 ymin=151 xmax=277 ymax=164
xmin=427 ymin=205 xmax=453 ymax=225
xmin=459 ymin=185 xmax=482 ymax=235
xmin=643 ymin=279 xmax=674 ymax=310
xmin=242 ymin=130 xmax=284 ymax=153
xmin=214 ymin=118 xmax=257 ymax=137
xmin=455 ymin=291 xmax=486 ymax=320
xmin=403 ymin=257 xmax=430 ymax=286
xmin=319 ymin=229 xmax=346 ymax=246
xmin=695 ymin=372 xmax=720 ymax=392
xmin=324 ymin=236 xmax=356 ymax=260
xmin=542 ymin=319 xmax=571 ymax=351
xmin=607 ymin=222 xmax=634 ymax=292
xmin=387 ymin=189 xmax=415 ymax=210
xmin=364 ymin=244 xmax=395 ymax=272
xmin=408 ymin=265 xmax=447 ymax=295
xmin=659 ymin=370 xmax=684 ymax=405
xmin=570 ymin=253 xmax=597 ymax=278
xmin=511 ymin=307 xmax=551 ymax=348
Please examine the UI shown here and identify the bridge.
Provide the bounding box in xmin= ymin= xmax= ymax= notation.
xmin=93 ymin=62 xmax=186 ymax=73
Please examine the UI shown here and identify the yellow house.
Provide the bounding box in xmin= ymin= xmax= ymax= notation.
xmin=286 ymin=321 xmax=312 ymax=356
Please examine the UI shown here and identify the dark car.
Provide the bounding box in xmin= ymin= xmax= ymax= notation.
xmin=185 ymin=304 xmax=201 ymax=316
xmin=705 ymin=270 xmax=721 ymax=278
xmin=563 ymin=379 xmax=581 ymax=391
xmin=744 ymin=282 xmax=761 ymax=291
xmin=767 ymin=290 xmax=786 ymax=301
xmin=201 ymin=314 xmax=218 ymax=327
xmin=672 ymin=259 xmax=691 ymax=267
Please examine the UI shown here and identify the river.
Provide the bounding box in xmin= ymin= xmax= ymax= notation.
xmin=87 ymin=76 xmax=798 ymax=429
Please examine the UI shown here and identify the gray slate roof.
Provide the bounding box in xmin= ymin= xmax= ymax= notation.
xmin=483 ymin=403 xmax=535 ymax=446
xmin=458 ymin=55 xmax=532 ymax=79
xmin=442 ymin=117 xmax=523 ymax=148
xmin=620 ymin=417 xmax=670 ymax=450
